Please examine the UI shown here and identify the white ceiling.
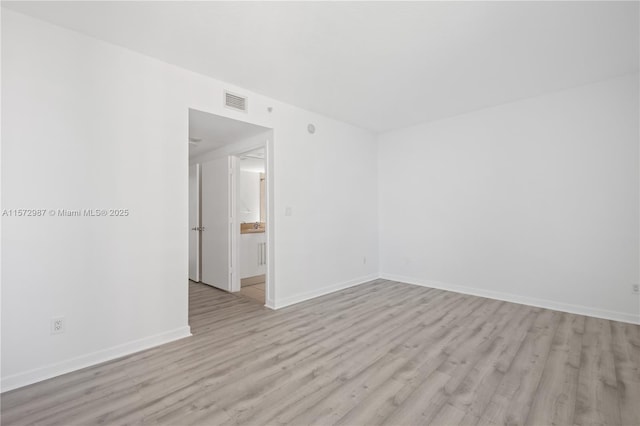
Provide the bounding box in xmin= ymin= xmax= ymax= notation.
xmin=5 ymin=1 xmax=638 ymax=132
xmin=239 ymin=147 xmax=265 ymax=173
xmin=240 ymin=158 xmax=265 ymax=174
xmin=189 ymin=109 xmax=269 ymax=158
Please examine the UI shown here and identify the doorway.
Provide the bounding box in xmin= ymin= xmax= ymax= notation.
xmin=188 ymin=109 xmax=273 ymax=307
xmin=237 ymin=147 xmax=267 ymax=304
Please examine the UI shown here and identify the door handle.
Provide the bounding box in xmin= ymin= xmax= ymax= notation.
xmin=258 ymin=242 xmax=266 ymax=265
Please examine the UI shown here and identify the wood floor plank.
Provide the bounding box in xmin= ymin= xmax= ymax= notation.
xmin=611 ymin=321 xmax=640 ymax=426
xmin=574 ymin=317 xmax=621 ymax=425
xmin=524 ymin=312 xmax=585 ymax=426
xmin=370 ymin=300 xmax=512 ymax=425
xmin=397 ymin=301 xmax=522 ymax=423
xmin=478 ymin=308 xmax=560 ymax=425
xmin=430 ymin=402 xmax=479 ymax=426
xmin=139 ymin=282 xmax=437 ymax=424
xmin=1 ymin=280 xmax=638 ymax=426
xmin=231 ymin=292 xmax=480 ymax=425
xmin=446 ymin=306 xmax=539 ymax=418
xmin=331 ymin=298 xmax=496 ymax=426
xmin=284 ymin=296 xmax=488 ymax=425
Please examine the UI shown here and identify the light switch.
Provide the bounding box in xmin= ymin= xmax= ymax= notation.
xmin=285 ymin=206 xmax=292 ymax=216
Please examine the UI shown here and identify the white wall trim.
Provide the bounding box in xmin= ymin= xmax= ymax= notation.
xmin=380 ymin=273 xmax=640 ymax=325
xmin=1 ymin=326 xmax=192 ymax=393
xmin=273 ymin=274 xmax=380 ymax=310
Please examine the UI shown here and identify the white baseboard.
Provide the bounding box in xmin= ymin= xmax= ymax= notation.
xmin=1 ymin=326 xmax=192 ymax=393
xmin=380 ymin=273 xmax=640 ymax=325
xmin=272 ymin=273 xmax=380 ymax=309
xmin=6 ymin=274 xmax=633 ymax=393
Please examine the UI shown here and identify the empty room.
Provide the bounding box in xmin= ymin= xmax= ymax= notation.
xmin=1 ymin=1 xmax=638 ymax=426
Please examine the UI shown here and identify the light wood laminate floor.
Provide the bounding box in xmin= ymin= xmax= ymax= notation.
xmin=240 ymin=275 xmax=266 ymax=304
xmin=238 ymin=283 xmax=265 ymax=304
xmin=1 ymin=279 xmax=639 ymax=425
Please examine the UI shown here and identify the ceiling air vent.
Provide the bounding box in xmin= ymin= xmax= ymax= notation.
xmin=224 ymin=91 xmax=248 ymax=112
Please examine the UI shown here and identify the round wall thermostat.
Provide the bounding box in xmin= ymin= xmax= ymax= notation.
xmin=307 ymin=124 xmax=316 ymax=134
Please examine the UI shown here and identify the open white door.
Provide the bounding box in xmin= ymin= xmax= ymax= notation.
xmin=188 ymin=164 xmax=200 ymax=282
xmin=201 ymin=156 xmax=237 ymax=291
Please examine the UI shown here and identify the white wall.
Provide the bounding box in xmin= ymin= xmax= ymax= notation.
xmin=8 ymin=5 xmax=634 ymax=394
xmin=238 ymin=171 xmax=261 ymax=224
xmin=379 ymin=73 xmax=640 ymax=324
xmin=1 ymin=10 xmax=379 ymax=390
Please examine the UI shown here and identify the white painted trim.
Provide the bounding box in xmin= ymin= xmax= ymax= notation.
xmin=273 ymin=274 xmax=380 ymax=310
xmin=264 ymin=136 xmax=275 ymax=312
xmin=229 ymin=155 xmax=240 ymax=293
xmin=188 ymin=163 xmax=201 ymax=282
xmin=380 ymin=273 xmax=640 ymax=325
xmin=1 ymin=326 xmax=192 ymax=393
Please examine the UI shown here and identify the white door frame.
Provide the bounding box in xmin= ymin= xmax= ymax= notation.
xmin=188 ymin=163 xmax=201 ymax=282
xmin=229 ymin=155 xmax=240 ymax=293
xmin=187 ymin=107 xmax=274 ymax=308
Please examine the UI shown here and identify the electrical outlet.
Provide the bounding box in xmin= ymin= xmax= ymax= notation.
xmin=632 ymin=284 xmax=639 ymax=294
xmin=51 ymin=317 xmax=65 ymax=335
xmin=363 ymin=256 xmax=367 ymax=265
